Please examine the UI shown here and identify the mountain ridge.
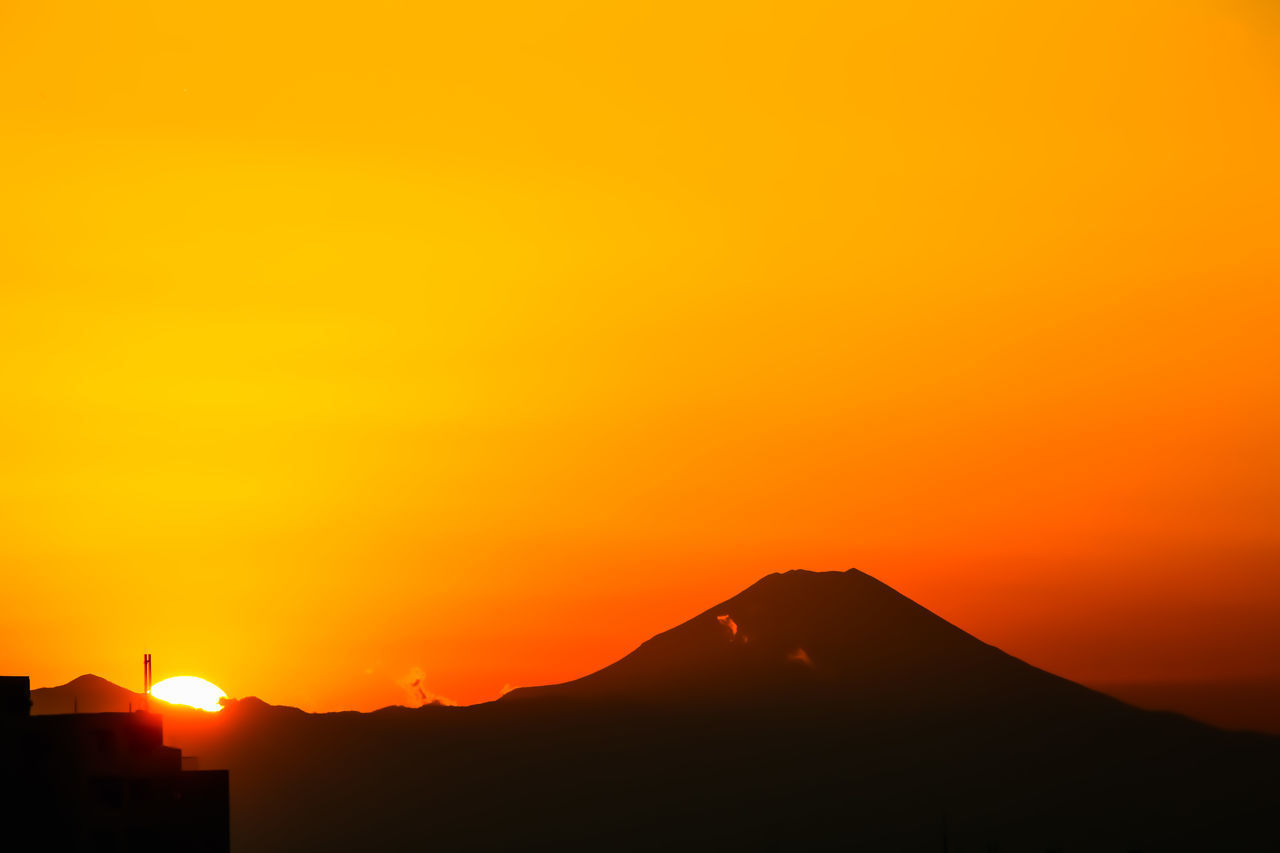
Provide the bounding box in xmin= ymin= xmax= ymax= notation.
xmin=20 ymin=568 xmax=1280 ymax=850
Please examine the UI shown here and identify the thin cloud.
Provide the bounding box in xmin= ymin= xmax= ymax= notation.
xmin=397 ymin=667 xmax=456 ymax=707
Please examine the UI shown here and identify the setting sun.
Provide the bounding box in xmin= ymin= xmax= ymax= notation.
xmin=151 ymin=676 xmax=228 ymax=712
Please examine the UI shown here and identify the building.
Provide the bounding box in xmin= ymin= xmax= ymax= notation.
xmin=0 ymin=675 xmax=229 ymax=851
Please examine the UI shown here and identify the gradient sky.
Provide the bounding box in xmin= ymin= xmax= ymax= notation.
xmin=2 ymin=0 xmax=1278 ymax=712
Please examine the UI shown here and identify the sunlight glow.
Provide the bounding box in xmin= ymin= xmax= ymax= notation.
xmin=151 ymin=676 xmax=228 ymax=712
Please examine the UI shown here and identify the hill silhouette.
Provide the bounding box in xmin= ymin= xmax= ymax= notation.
xmin=41 ymin=570 xmax=1280 ymax=850
xmin=30 ymin=673 xmax=146 ymax=714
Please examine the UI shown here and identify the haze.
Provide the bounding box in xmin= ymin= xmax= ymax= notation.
xmin=1 ymin=0 xmax=1278 ymax=711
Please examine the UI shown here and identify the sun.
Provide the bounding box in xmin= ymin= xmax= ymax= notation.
xmin=150 ymin=676 xmax=228 ymax=712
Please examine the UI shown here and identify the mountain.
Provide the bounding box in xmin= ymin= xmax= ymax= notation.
xmin=30 ymin=673 xmax=146 ymax=715
xmin=34 ymin=570 xmax=1280 ymax=850
xmin=503 ymin=568 xmax=1121 ymax=715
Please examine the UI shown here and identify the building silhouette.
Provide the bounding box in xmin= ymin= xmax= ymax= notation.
xmin=0 ymin=675 xmax=229 ymax=851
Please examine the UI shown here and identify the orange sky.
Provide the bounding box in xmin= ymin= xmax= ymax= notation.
xmin=2 ymin=0 xmax=1278 ymax=711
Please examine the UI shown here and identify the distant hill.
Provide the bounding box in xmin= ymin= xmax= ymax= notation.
xmin=43 ymin=570 xmax=1280 ymax=851
xmin=30 ymin=673 xmax=146 ymax=715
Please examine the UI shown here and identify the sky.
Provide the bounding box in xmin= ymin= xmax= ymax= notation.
xmin=1 ymin=0 xmax=1278 ymax=712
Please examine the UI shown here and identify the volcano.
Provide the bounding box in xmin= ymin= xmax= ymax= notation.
xmin=504 ymin=568 xmax=1120 ymax=716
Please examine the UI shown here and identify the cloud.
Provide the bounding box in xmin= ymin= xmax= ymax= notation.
xmin=788 ymin=648 xmax=812 ymax=666
xmin=716 ymin=614 xmax=739 ymax=639
xmin=397 ymin=667 xmax=456 ymax=707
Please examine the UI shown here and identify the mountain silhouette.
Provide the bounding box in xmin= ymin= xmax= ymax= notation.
xmin=29 ymin=673 xmax=146 ymax=715
xmin=35 ymin=570 xmax=1280 ymax=851
xmin=504 ymin=568 xmax=1120 ymax=715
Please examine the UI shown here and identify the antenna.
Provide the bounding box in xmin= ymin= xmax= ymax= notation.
xmin=143 ymin=653 xmax=152 ymax=711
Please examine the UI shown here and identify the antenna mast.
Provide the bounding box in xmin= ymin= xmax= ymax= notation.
xmin=143 ymin=653 xmax=152 ymax=711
